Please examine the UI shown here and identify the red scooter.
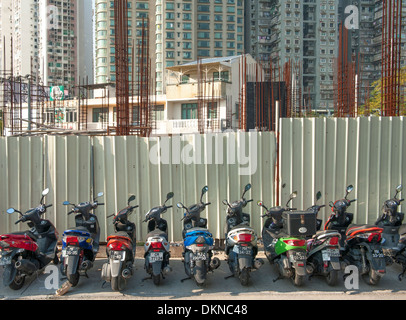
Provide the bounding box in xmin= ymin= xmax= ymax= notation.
xmin=101 ymin=195 xmax=138 ymax=291
xmin=0 ymin=188 xmax=59 ymax=290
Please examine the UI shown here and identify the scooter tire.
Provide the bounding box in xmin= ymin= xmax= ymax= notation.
xmin=111 ymin=276 xmax=126 ymax=291
xmin=292 ymin=273 xmax=305 ymax=287
xmin=365 ymin=269 xmax=381 ymax=285
xmin=67 ymin=272 xmax=80 ymax=287
xmin=326 ymin=270 xmax=338 ymax=286
xmin=9 ymin=272 xmax=25 ymax=290
xmin=239 ymin=268 xmax=250 ymax=286
xmin=153 ymin=274 xmax=161 ymax=286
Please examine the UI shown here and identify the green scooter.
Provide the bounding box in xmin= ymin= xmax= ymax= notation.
xmin=258 ymin=191 xmax=317 ymax=286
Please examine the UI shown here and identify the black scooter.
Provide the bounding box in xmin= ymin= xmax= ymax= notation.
xmin=306 ymin=191 xmax=342 ymax=286
xmin=223 ymin=183 xmax=263 ymax=286
xmin=326 ymin=185 xmax=386 ymax=285
xmin=143 ymin=192 xmax=174 ymax=285
xmin=0 ymin=188 xmax=58 ymax=290
xmin=375 ymin=184 xmax=406 ymax=280
xmin=102 ymin=195 xmax=138 ymax=291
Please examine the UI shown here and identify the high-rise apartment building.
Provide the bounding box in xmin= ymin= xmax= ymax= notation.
xmin=94 ymin=0 xmax=245 ymax=96
xmin=336 ymin=0 xmax=406 ymax=108
xmin=249 ymin=0 xmax=338 ymax=111
xmin=0 ymin=0 xmax=93 ymax=94
xmin=0 ymin=0 xmax=40 ymax=77
xmin=94 ymin=0 xmax=155 ymax=88
xmin=38 ymin=0 xmax=93 ymax=95
xmin=155 ymin=0 xmax=245 ymax=95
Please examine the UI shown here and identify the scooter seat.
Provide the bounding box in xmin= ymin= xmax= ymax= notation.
xmin=4 ymin=231 xmax=38 ymax=242
xmin=107 ymin=231 xmax=133 ymax=243
xmin=346 ymin=224 xmax=383 ymax=237
xmin=147 ymin=229 xmax=168 ymax=241
xmin=64 ymin=227 xmax=91 ymax=236
xmin=315 ymin=229 xmax=341 ymax=238
xmin=265 ymin=227 xmax=289 ymax=239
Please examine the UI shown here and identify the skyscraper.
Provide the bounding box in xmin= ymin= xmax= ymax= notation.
xmin=38 ymin=0 xmax=93 ymax=95
xmin=258 ymin=0 xmax=338 ymax=111
xmin=94 ymin=0 xmax=245 ymax=96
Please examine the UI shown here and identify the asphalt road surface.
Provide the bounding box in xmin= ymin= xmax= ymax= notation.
xmin=2 ymin=247 xmax=406 ymax=301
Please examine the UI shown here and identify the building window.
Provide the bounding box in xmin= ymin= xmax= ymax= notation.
xmin=181 ymin=103 xmax=198 ymax=119
xmin=93 ymin=108 xmax=108 ymax=123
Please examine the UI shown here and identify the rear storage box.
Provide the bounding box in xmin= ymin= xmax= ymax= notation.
xmin=282 ymin=211 xmax=317 ymax=237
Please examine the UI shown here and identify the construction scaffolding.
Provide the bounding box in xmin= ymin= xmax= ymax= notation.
xmin=381 ymin=0 xmax=403 ymax=116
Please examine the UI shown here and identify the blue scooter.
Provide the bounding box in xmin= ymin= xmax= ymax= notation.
xmin=177 ymin=186 xmax=220 ymax=287
xmin=60 ymin=192 xmax=104 ymax=287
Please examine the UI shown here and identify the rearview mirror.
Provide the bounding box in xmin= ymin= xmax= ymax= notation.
xmin=6 ymin=208 xmax=15 ymax=214
xmin=329 ymin=201 xmax=334 ymax=207
xmin=42 ymin=188 xmax=50 ymax=196
xmin=257 ymin=201 xmax=263 ymax=207
xmin=166 ymin=192 xmax=174 ymax=200
xmin=346 ymin=185 xmax=354 ymax=193
xmin=316 ymin=191 xmax=322 ymax=202
xmin=62 ymin=201 xmax=70 ymax=206
xmin=202 ymin=186 xmax=208 ymax=194
xmin=177 ymin=202 xmax=184 ymax=209
xmin=290 ymin=191 xmax=298 ymax=199
xmin=97 ymin=192 xmax=104 ymax=198
xmin=396 ymin=184 xmax=403 ymax=192
xmin=128 ymin=195 xmax=136 ymax=204
xmin=222 ymin=199 xmax=229 ymax=206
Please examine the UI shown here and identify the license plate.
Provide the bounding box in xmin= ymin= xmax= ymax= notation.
xmin=0 ymin=254 xmax=11 ymax=266
xmin=372 ymin=249 xmax=384 ymax=258
xmin=289 ymin=251 xmax=306 ymax=262
xmin=112 ymin=251 xmax=125 ymax=262
xmin=233 ymin=245 xmax=252 ymax=255
xmin=64 ymin=247 xmax=79 ymax=256
xmin=322 ymin=248 xmax=340 ymax=261
xmin=150 ymin=252 xmax=163 ymax=262
xmin=192 ymin=252 xmax=207 ymax=261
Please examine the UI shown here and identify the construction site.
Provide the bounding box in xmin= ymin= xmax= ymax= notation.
xmin=0 ymin=0 xmax=404 ymax=137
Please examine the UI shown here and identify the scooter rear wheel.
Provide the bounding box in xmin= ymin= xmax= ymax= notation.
xmin=292 ymin=273 xmax=305 ymax=287
xmin=67 ymin=272 xmax=80 ymax=287
xmin=9 ymin=272 xmax=25 ymax=290
xmin=111 ymin=276 xmax=126 ymax=291
xmin=239 ymin=269 xmax=250 ymax=286
xmin=153 ymin=274 xmax=161 ymax=286
xmin=326 ymin=270 xmax=338 ymax=286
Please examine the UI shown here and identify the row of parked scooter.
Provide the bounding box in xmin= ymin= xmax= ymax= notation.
xmin=0 ymin=183 xmax=405 ymax=291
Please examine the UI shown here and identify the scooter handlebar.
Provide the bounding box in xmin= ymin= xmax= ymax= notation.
xmin=204 ymin=202 xmax=211 ymax=206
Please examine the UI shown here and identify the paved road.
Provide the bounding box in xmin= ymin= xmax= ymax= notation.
xmin=1 ymin=248 xmax=406 ymax=301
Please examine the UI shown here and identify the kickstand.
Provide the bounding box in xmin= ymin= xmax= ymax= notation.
xmin=142 ymin=276 xmax=152 ymax=282
xmin=224 ymin=274 xmax=234 ymax=280
xmin=180 ymin=277 xmax=191 ymax=283
xmin=273 ymin=275 xmax=284 ymax=283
